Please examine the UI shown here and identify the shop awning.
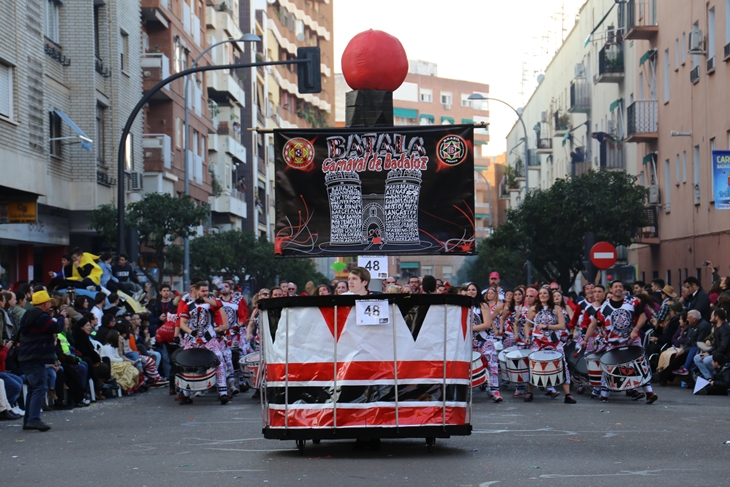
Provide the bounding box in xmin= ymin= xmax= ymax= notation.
xmin=441 ymin=116 xmax=454 ymax=124
xmin=400 ymin=262 xmax=420 ymax=269
xmin=584 ymin=2 xmax=616 ymax=47
xmin=475 ymin=140 xmax=488 ymax=145
xmin=393 ymin=107 xmax=418 ymax=119
xmin=420 ymin=113 xmax=434 ymax=122
xmin=642 ymin=152 xmax=657 ymax=164
xmin=462 ymin=118 xmax=474 ymax=124
xmin=609 ymin=98 xmax=622 ymax=111
xmin=52 ymin=109 xmax=93 ymax=151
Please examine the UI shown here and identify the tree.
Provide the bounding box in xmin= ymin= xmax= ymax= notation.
xmin=127 ymin=194 xmax=209 ymax=291
xmin=90 ymin=196 xmax=208 ymax=291
xmin=471 ymin=169 xmax=647 ymax=290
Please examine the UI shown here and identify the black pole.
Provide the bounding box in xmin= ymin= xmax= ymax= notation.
xmin=116 ymin=58 xmax=310 ymax=254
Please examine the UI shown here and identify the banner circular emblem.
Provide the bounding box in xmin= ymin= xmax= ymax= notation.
xmin=436 ymin=135 xmax=468 ymax=166
xmin=282 ymin=138 xmax=315 ymax=169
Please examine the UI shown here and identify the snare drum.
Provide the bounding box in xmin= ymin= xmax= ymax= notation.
xmin=471 ymin=352 xmax=487 ymax=388
xmin=174 ymin=348 xmax=219 ymax=391
xmin=499 ymin=346 xmax=518 ymax=384
xmin=240 ymin=352 xmax=262 ymax=389
xmin=505 ymin=349 xmax=532 ymax=384
xmin=600 ymin=346 xmax=652 ymax=391
xmin=565 ymin=342 xmax=591 ymax=387
xmin=585 ymin=353 xmax=604 ymax=387
xmin=528 ymin=350 xmax=565 ymax=387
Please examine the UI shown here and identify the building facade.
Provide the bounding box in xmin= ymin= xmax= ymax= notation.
xmin=0 ymin=0 xmax=143 ymax=286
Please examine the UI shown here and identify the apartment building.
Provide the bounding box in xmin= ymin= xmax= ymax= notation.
xmin=240 ymin=0 xmax=334 ymax=240
xmin=629 ymin=0 xmax=730 ymax=286
xmin=141 ymin=0 xmax=215 ymax=207
xmin=0 ymin=0 xmax=143 ymax=286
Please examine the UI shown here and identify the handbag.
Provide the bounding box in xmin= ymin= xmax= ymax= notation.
xmin=155 ymin=320 xmax=175 ymax=344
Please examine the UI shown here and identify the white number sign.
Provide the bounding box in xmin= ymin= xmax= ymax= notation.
xmin=357 ymin=255 xmax=388 ymax=279
xmin=356 ymin=300 xmax=390 ymax=326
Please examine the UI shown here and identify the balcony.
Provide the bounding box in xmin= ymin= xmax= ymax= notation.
xmin=625 ymin=0 xmax=658 ymax=40
xmin=142 ymin=134 xmax=173 ymax=171
xmin=536 ymin=138 xmax=553 ymax=154
xmin=141 ymin=54 xmax=171 ymax=99
xmin=209 ymin=193 xmax=247 ymax=219
xmin=210 ymin=134 xmax=246 ymax=163
xmin=633 ymin=206 xmax=660 ymax=245
xmin=569 ymin=79 xmax=590 ymax=113
xmin=626 ymin=100 xmax=658 ymax=142
xmin=141 ymin=0 xmax=171 ymax=28
xmin=257 ymin=156 xmax=266 ymax=177
xmin=572 ymin=160 xmax=593 ymax=178
xmin=595 ymin=44 xmax=624 ymax=83
xmin=207 ymin=70 xmax=246 ymax=106
xmin=599 ymin=141 xmax=625 ymax=170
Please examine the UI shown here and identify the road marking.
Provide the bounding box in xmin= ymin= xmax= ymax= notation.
xmin=479 ymin=482 xmax=500 ymax=487
xmin=540 ymin=468 xmax=697 ymax=479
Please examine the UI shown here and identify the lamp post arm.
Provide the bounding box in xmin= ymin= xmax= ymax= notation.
xmin=116 ymin=58 xmax=309 ymax=254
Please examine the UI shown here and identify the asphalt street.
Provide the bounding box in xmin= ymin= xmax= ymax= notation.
xmin=1 ymin=384 xmax=729 ymax=487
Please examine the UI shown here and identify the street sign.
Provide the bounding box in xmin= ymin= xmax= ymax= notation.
xmin=590 ymin=242 xmax=617 ymax=270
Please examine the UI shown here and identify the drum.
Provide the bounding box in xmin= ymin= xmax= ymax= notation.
xmin=528 ymin=350 xmax=565 ymax=387
xmin=600 ymin=346 xmax=652 ymax=391
xmin=565 ymin=342 xmax=590 ymax=387
xmin=585 ymin=353 xmax=604 ymax=387
xmin=174 ymin=348 xmax=219 ymax=391
xmin=240 ymin=352 xmax=262 ymax=389
xmin=504 ymin=349 xmax=531 ymax=384
xmin=471 ymin=352 xmax=487 ymax=388
xmin=499 ymin=346 xmax=518 ymax=384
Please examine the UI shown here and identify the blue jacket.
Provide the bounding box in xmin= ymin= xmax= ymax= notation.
xmin=99 ymin=261 xmax=118 ymax=288
xmin=17 ymin=308 xmax=65 ymax=365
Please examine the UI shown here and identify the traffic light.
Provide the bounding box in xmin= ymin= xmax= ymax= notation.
xmin=297 ymin=47 xmax=321 ymax=94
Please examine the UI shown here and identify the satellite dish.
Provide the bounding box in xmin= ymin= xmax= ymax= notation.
xmin=536 ymin=74 xmax=545 ymax=84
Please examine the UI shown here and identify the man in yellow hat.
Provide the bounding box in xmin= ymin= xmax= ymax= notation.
xmin=17 ymin=290 xmax=66 ymax=432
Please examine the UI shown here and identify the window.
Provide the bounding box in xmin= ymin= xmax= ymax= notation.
xmin=421 ymin=266 xmax=433 ymax=276
xmin=442 ymin=265 xmax=454 ymax=279
xmin=664 ymin=159 xmax=671 ymax=211
xmin=675 ymin=154 xmax=680 ymax=185
xmin=708 ymin=8 xmax=716 ymax=61
xmin=675 ymin=39 xmax=679 ymax=68
xmin=94 ymin=6 xmax=101 ymax=60
xmin=696 ymin=268 xmax=702 ymax=281
xmin=96 ymin=105 xmax=106 ymax=165
xmin=666 ymin=270 xmax=671 ymax=286
xmin=0 ymin=63 xmax=12 ymax=120
xmin=440 ymin=91 xmax=452 ymax=105
xmin=44 ymin=0 xmax=60 ymax=44
xmin=49 ymin=111 xmax=62 ymax=157
xmin=682 ymin=151 xmax=687 ymax=183
xmin=120 ymin=31 xmax=129 ymax=72
xmin=175 ymin=117 xmax=182 ymax=148
xmin=639 ymin=72 xmax=644 ymax=99
xmin=693 ymin=145 xmax=701 ymax=204
xmin=460 ymin=94 xmax=473 ymax=107
xmin=173 ymin=37 xmax=183 ymax=73
xmin=663 ymin=49 xmax=670 ymax=102
xmin=681 ymin=32 xmax=687 ymax=64
xmin=419 ymin=88 xmax=432 ymax=103
xmin=125 ymin=133 xmax=133 ymax=171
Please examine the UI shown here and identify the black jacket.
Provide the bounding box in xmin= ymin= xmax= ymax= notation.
xmin=686 ymin=319 xmax=712 ymax=350
xmin=711 ymin=363 xmax=730 ymax=390
xmin=656 ymin=315 xmax=680 ymax=348
xmin=709 ymin=322 xmax=730 ymax=355
xmin=72 ymin=327 xmax=101 ymax=364
xmin=687 ymin=288 xmax=711 ymax=321
xmin=112 ymin=263 xmax=139 ymax=283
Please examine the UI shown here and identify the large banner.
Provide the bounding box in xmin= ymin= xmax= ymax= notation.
xmin=712 ymin=150 xmax=730 ymax=210
xmin=274 ymin=125 xmax=475 ymax=256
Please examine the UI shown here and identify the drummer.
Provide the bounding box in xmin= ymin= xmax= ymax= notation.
xmin=501 ymin=286 xmax=529 ymax=397
xmin=524 ymin=286 xmax=576 ymax=404
xmin=466 ymin=283 xmax=502 ymax=403
xmin=584 ymin=280 xmax=658 ymax=404
xmin=176 ymin=281 xmax=229 ymax=405
xmin=219 ymin=281 xmax=249 ymax=395
xmin=575 ymin=284 xmax=606 ymax=398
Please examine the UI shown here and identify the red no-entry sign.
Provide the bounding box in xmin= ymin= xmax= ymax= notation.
xmin=590 ymin=241 xmax=617 ymax=270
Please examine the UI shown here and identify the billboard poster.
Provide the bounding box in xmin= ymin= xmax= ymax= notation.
xmin=712 ymin=150 xmax=730 ymax=210
xmin=274 ymin=125 xmax=476 ymax=257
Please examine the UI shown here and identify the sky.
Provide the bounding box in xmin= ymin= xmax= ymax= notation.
xmin=333 ymin=0 xmax=586 ymax=155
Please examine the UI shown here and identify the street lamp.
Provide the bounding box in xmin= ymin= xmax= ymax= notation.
xmin=182 ymin=34 xmax=261 ymax=290
xmin=468 ymin=93 xmax=532 ymax=284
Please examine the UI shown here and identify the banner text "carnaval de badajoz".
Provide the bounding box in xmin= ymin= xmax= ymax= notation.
xmin=322 ymin=133 xmax=429 ymax=173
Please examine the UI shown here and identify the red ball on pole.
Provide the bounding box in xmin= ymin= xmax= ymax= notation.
xmin=342 ymin=30 xmax=408 ymax=92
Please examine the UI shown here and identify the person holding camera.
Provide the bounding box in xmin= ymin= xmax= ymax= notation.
xmin=17 ymin=290 xmax=67 ymax=431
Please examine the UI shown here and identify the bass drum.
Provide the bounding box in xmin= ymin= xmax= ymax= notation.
xmin=564 ymin=341 xmax=590 ymax=387
xmin=174 ymin=348 xmax=219 ymax=391
xmin=600 ymin=346 xmax=652 ymax=391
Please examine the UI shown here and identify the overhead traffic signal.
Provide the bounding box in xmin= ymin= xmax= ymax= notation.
xmin=297 ymin=47 xmax=322 ymax=94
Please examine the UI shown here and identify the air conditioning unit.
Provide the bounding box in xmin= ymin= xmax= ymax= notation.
xmin=688 ymin=27 xmax=705 ymax=54
xmin=707 ymin=56 xmax=716 ymax=71
xmin=574 ymin=63 xmax=586 ymax=78
xmin=129 ymin=171 xmax=144 ymax=191
xmin=443 ymin=103 xmax=451 ymax=110
xmin=648 ymin=185 xmax=660 ymax=205
xmin=541 ymin=111 xmax=548 ymax=123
